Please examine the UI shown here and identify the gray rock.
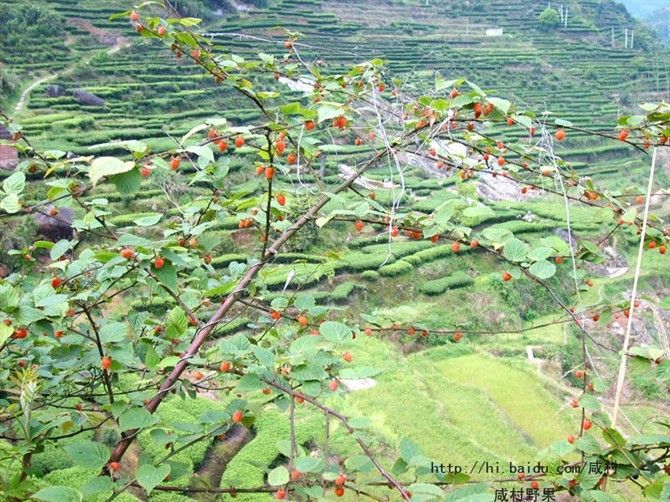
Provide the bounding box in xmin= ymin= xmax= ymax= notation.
xmin=34 ymin=206 xmax=75 ymax=241
xmin=45 ymin=84 xmax=66 ymax=98
xmin=73 ymin=89 xmax=105 ymax=107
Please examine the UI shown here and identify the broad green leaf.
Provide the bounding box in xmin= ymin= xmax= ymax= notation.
xmin=528 ymin=259 xmax=556 ymax=279
xmin=502 ymin=237 xmax=529 ymax=262
xmin=399 ymin=437 xmax=421 ymax=463
xmin=1 ymin=193 xmax=20 ymax=213
xmin=2 ymin=171 xmax=25 ymax=194
xmin=268 ymin=465 xmax=289 ymax=486
xmin=487 ymin=97 xmax=511 ymax=114
xmin=136 ymin=464 xmax=171 ymax=494
xmin=319 ymin=321 xmax=353 ymax=343
xmin=100 ymin=322 xmax=128 ymax=344
xmin=89 ymin=157 xmax=135 ymax=186
xmin=65 ymin=440 xmax=110 ymax=470
xmin=134 ymin=213 xmax=162 ymax=227
xmin=119 ymin=407 xmax=159 ymax=432
xmin=602 ymin=428 xmax=626 ymax=447
xmin=33 ymin=486 xmax=82 ymax=502
xmin=295 ymin=456 xmax=324 ymax=473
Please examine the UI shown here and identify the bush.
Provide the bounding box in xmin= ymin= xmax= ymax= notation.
xmin=419 ymin=272 xmax=474 ymax=295
xmin=379 ymin=259 xmax=413 ymax=277
xmin=539 ymin=7 xmax=560 ymax=27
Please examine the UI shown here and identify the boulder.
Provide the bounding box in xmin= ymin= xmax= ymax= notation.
xmin=73 ymin=89 xmax=105 ymax=107
xmin=45 ymin=84 xmax=66 ymax=98
xmin=34 ymin=206 xmax=75 ymax=241
xmin=0 ymin=144 xmax=18 ymax=171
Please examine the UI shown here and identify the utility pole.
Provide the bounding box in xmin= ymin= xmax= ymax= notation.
xmin=611 ymin=26 xmax=615 ymax=47
xmin=624 ymin=28 xmax=628 ymax=49
xmin=630 ymin=29 xmax=634 ymax=49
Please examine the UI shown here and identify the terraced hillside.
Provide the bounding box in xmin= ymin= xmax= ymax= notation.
xmin=1 ymin=1 xmax=669 ymax=501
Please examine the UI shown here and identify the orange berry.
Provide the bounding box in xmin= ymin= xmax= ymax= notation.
xmin=276 ymin=140 xmax=286 ymax=156
xmin=298 ymin=315 xmax=308 ymax=327
xmin=218 ymin=141 xmax=229 ymax=152
xmin=582 ymin=419 xmax=592 ymax=430
xmin=555 ymin=129 xmax=566 ymax=141
xmin=170 ymin=156 xmax=181 ymax=170
xmin=108 ymin=461 xmax=121 ymax=472
xmin=193 ymin=370 xmax=204 ymax=380
xmin=451 ymin=242 xmax=461 ymax=253
xmin=453 ymin=331 xmax=463 ymax=342
xmin=232 ymin=410 xmax=243 ymax=423
xmin=220 ymin=361 xmax=232 ymax=372
xmin=276 ymin=193 xmax=286 ymax=206
xmin=265 ymin=167 xmax=275 ymax=180
xmin=154 ymin=257 xmax=165 ymax=269
xmin=271 ymin=310 xmax=281 ymax=321
xmin=497 ymin=157 xmax=506 ymax=166
xmin=354 ymin=220 xmax=364 ymax=232
xmin=567 ymin=434 xmax=575 ymax=444
xmin=304 ymin=120 xmax=315 ymax=131
xmin=51 ymin=277 xmax=63 ymax=288
xmin=286 ymin=153 xmax=297 ymax=165
xmin=234 ymin=136 xmax=245 ymax=148
xmin=618 ymin=129 xmax=629 ymax=142
xmin=470 ymin=239 xmax=479 ymax=249
xmin=157 ymin=26 xmax=167 ymax=36
xmin=101 ymin=356 xmax=112 ymax=370
xmin=129 ymin=10 xmax=140 ymax=21
xmin=329 ymin=379 xmax=338 ymax=391
xmin=120 ymin=248 xmax=134 ymax=260
xmin=659 ymin=245 xmax=666 ymax=255
xmin=502 ymin=272 xmax=512 ymax=282
xmin=342 ymin=352 xmax=352 ymax=363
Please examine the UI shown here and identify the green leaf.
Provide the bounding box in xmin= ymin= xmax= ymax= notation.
xmin=100 ymin=322 xmax=128 ymax=344
xmin=602 ymin=428 xmax=626 ymax=447
xmin=268 ymin=465 xmax=289 ymax=486
xmin=50 ymin=239 xmax=73 ymax=261
xmin=399 ymin=437 xmax=421 ymax=463
xmin=319 ymin=321 xmax=353 ymax=343
xmin=89 ymin=157 xmax=134 ymax=186
xmin=502 ymin=237 xmax=529 ymax=262
xmin=133 ymin=213 xmax=162 ymax=227
xmin=136 ymin=464 xmax=171 ymax=494
xmin=317 ymin=103 xmax=342 ymax=123
xmin=111 ymin=167 xmax=141 ymax=194
xmin=295 ymin=456 xmax=324 ymax=473
xmin=33 ymin=486 xmax=83 ymax=502
xmin=81 ymin=477 xmax=114 ymax=497
xmin=65 ymin=441 xmax=110 ymax=470
xmin=1 ymin=193 xmax=21 ymax=213
xmin=119 ymin=407 xmax=159 ymax=432
xmin=153 ymin=261 xmax=178 ymax=291
xmin=344 ymin=455 xmax=374 ymax=473
xmin=2 ymin=171 xmax=25 ymax=194
xmin=487 ymin=97 xmax=511 ymax=114
xmin=0 ymin=323 xmax=12 ymax=347
xmin=528 ymin=259 xmax=556 ymax=279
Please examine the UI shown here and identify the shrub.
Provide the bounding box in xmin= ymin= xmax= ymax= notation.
xmin=379 ymin=259 xmax=413 ymax=277
xmin=539 ymin=7 xmax=560 ymax=27
xmin=419 ymin=272 xmax=474 ymax=295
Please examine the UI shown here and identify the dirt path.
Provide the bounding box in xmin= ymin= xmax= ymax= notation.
xmin=14 ymin=75 xmax=56 ymax=114
xmin=13 ymin=40 xmax=129 ymax=116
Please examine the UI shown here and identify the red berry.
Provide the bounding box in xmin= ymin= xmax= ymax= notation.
xmin=232 ymin=410 xmax=243 ymax=423
xmin=220 ymin=361 xmax=232 ymax=372
xmin=298 ymin=315 xmax=308 ymax=327
xmin=13 ymin=327 xmax=28 ymax=339
xmin=618 ymin=129 xmax=629 ymax=142
xmin=51 ymin=277 xmax=63 ymax=288
xmin=54 ymin=330 xmax=64 ymax=338
xmin=276 ymin=193 xmax=286 ymax=206
xmin=391 ymin=227 xmax=399 ymax=237
xmin=286 ymin=153 xmax=297 ymax=165
xmin=570 ymin=398 xmax=579 ymax=408
xmin=290 ymin=469 xmax=302 ymax=481
xmin=555 ymin=129 xmax=566 ymax=141
xmin=275 ymin=489 xmax=286 ymax=500
xmin=567 ymin=434 xmax=575 ymax=444
xmin=140 ymin=166 xmax=151 ymax=177
xmin=154 ymin=257 xmax=165 ymax=269
xmin=271 ymin=310 xmax=281 ymax=321
xmin=648 ymin=241 xmax=657 ymax=249
xmin=329 ymin=379 xmax=338 ymax=391
xmin=575 ymin=370 xmax=585 ymax=378
xmin=660 ymin=245 xmax=666 ymax=255
xmin=470 ymin=240 xmax=479 ymax=249
xmin=502 ymin=272 xmax=512 ymax=282
xmin=342 ymin=352 xmax=352 ymax=363
xmin=354 ymin=220 xmax=364 ymax=232
xmin=530 ymin=480 xmax=539 ymax=490
xmin=234 ymin=136 xmax=245 ymax=148
xmin=265 ymin=167 xmax=275 ymax=180
xmin=218 ymin=141 xmax=229 ymax=152
xmin=170 ymin=157 xmax=181 ymax=170
xmin=101 ymin=356 xmax=112 ymax=370
xmin=451 ymin=242 xmax=461 ymax=253
xmin=334 ymin=486 xmax=345 ymax=497
xmin=453 ymin=331 xmax=463 ymax=342
xmin=108 ymin=461 xmax=121 ymax=472
xmin=497 ymin=156 xmax=506 ymax=166
xmin=262 ymin=387 xmax=272 ymax=395
xmin=193 ymin=370 xmax=204 ymax=381
xmin=120 ymin=248 xmax=134 ymax=260
xmin=335 ymin=474 xmax=347 ymax=486
xmin=157 ymin=26 xmax=167 ymax=36
xmin=582 ymin=419 xmax=592 ymax=430
xmin=129 ymin=11 xmax=140 ymax=21
xmin=305 ymin=120 xmax=315 ymax=131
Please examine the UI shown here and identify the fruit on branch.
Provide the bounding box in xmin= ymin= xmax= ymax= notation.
xmin=275 ymin=489 xmax=287 ymax=500
xmin=120 ymin=248 xmax=134 ymax=260
xmin=204 ymin=254 xmax=212 ymax=264
xmin=567 ymin=435 xmax=575 ymax=444
xmin=51 ymin=277 xmax=63 ymax=288
xmin=618 ymin=129 xmax=629 ymax=141
xmin=453 ymin=331 xmax=463 ymax=342
xmin=290 ymin=469 xmax=302 ymax=481
xmin=574 ymin=370 xmax=585 ymax=378
xmin=364 ymin=327 xmax=373 ymax=336
xmin=232 ymin=410 xmax=244 ymax=423
xmin=335 ymin=474 xmax=347 ymax=486
xmin=530 ymin=480 xmax=539 ymax=490
xmin=660 ymin=245 xmax=667 ymax=255
xmin=470 ymin=239 xmax=479 ymax=248
xmin=140 ymin=166 xmax=151 ymax=177
xmin=218 ymin=140 xmax=229 ymax=152
xmin=271 ymin=310 xmax=282 ymax=321
xmin=208 ymin=128 xmax=219 ymax=140
xmin=101 ymin=356 xmax=112 ymax=370
xmin=298 ymin=315 xmax=308 ymax=327
xmin=329 ymin=379 xmax=338 ymax=391
xmin=570 ymin=398 xmax=579 ymax=408
xmin=54 ymin=330 xmax=64 ymax=338
xmin=191 ymin=48 xmax=200 ymax=61
xmin=276 ymin=140 xmax=286 ymax=156
xmin=129 ymin=10 xmax=139 ymax=21
xmin=430 ymin=234 xmax=439 ymax=243
xmin=276 ymin=193 xmax=286 ymax=206
xmin=555 ymin=256 xmax=564 ymax=264
xmin=220 ymin=361 xmax=231 ymax=372
xmin=193 ymin=370 xmax=204 ymax=381
xmin=449 ymin=88 xmax=459 ymax=99
xmin=13 ymin=327 xmax=28 ymax=339
xmin=157 ymin=26 xmax=167 ymax=36
xmin=391 ymin=226 xmax=399 ymax=237
xmin=502 ymin=272 xmax=512 ymax=282
xmin=497 ymin=157 xmax=506 ymax=166
xmin=451 ymin=242 xmax=461 ymax=253
xmin=154 ymin=257 xmax=165 ymax=269
xmin=265 ymin=167 xmax=275 ymax=180
xmin=342 ymin=352 xmax=353 ymax=363
xmin=234 ymin=136 xmax=245 ymax=148
xmin=170 ymin=156 xmax=181 ymax=170
xmin=262 ymin=387 xmax=272 ymax=395
xmin=286 ymin=153 xmax=297 ymax=165
xmin=108 ymin=461 xmax=121 ymax=472
xmin=648 ymin=241 xmax=657 ymax=249
xmin=582 ymin=419 xmax=592 ymax=430
xmin=334 ymin=487 xmax=345 ymax=497
xmin=354 ymin=137 xmax=363 ymax=146
xmin=507 ymin=117 xmax=515 ymax=126
xmin=555 ymin=129 xmax=566 ymax=141
xmin=354 ymin=220 xmax=364 ymax=232
xmin=305 ymin=120 xmax=316 ymax=130
xmin=333 ymin=116 xmax=348 ymax=129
